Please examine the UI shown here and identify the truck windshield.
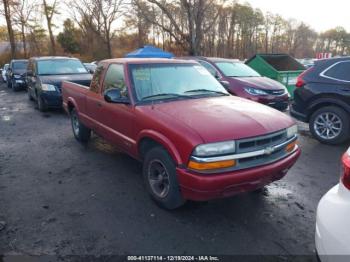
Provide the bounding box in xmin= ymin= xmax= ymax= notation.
xmin=215 ymin=62 xmax=261 ymax=77
xmin=37 ymin=59 xmax=88 ymax=75
xmin=130 ymin=63 xmax=229 ymax=102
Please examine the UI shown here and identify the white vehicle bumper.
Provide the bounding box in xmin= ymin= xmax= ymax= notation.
xmin=315 ymin=184 xmax=350 ymax=262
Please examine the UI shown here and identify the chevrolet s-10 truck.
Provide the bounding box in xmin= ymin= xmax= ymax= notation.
xmin=62 ymin=58 xmax=300 ymax=209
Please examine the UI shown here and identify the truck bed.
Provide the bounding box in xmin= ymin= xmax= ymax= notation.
xmin=62 ymin=81 xmax=90 ymax=114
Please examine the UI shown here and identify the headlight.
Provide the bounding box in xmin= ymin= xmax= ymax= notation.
xmin=244 ymin=87 xmax=268 ymax=96
xmin=14 ymin=75 xmax=21 ymax=79
xmin=41 ymin=84 xmax=56 ymax=91
xmin=286 ymin=125 xmax=298 ymax=138
xmin=193 ymin=141 xmax=235 ymax=157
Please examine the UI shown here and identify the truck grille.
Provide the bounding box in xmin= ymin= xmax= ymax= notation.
xmin=189 ymin=129 xmax=297 ymax=174
xmin=237 ymin=130 xmax=286 ymax=153
xmin=234 ymin=130 xmax=293 ymax=171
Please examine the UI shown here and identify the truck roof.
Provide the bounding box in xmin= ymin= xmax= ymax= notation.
xmin=101 ymin=58 xmax=197 ymax=65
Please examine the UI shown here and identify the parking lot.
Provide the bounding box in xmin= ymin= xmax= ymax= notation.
xmin=0 ymin=83 xmax=348 ymax=258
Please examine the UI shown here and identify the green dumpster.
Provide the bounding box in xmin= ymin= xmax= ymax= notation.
xmin=245 ymin=54 xmax=305 ymax=98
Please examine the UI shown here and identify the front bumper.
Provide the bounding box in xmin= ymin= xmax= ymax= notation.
xmin=40 ymin=92 xmax=63 ymax=108
xmin=12 ymin=79 xmax=26 ymax=88
xmin=247 ymin=95 xmax=290 ymax=111
xmin=177 ymin=148 xmax=301 ymax=201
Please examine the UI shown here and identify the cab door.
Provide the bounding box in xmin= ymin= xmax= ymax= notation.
xmin=96 ymin=63 xmax=135 ymax=150
xmin=85 ymin=64 xmax=106 ymax=132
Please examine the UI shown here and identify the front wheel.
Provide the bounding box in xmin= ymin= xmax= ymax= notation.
xmin=12 ymin=81 xmax=19 ymax=92
xmin=28 ymin=89 xmax=34 ymax=101
xmin=70 ymin=108 xmax=91 ymax=143
xmin=309 ymin=106 xmax=350 ymax=145
xmin=37 ymin=95 xmax=48 ymax=112
xmin=143 ymin=146 xmax=185 ymax=210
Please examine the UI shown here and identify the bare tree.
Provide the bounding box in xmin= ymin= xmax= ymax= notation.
xmin=43 ymin=0 xmax=58 ymax=55
xmin=12 ymin=0 xmax=38 ymax=57
xmin=1 ymin=0 xmax=16 ymax=58
xmin=69 ymin=0 xmax=125 ymax=58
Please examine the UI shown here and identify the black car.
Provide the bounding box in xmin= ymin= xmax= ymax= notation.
xmin=7 ymin=59 xmax=28 ymax=91
xmin=27 ymin=56 xmax=92 ymax=112
xmin=83 ymin=63 xmax=97 ymax=74
xmin=291 ymin=57 xmax=350 ymax=144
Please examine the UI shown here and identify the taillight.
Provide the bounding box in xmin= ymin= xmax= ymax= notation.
xmin=295 ymin=77 xmax=305 ymax=88
xmin=341 ymin=149 xmax=350 ymax=190
xmin=296 ymin=67 xmax=314 ymax=88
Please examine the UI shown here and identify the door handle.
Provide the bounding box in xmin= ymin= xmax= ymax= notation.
xmin=97 ymin=102 xmax=102 ymax=107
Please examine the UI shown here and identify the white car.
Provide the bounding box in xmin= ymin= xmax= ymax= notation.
xmin=315 ymin=147 xmax=350 ymax=262
xmin=2 ymin=63 xmax=8 ymax=82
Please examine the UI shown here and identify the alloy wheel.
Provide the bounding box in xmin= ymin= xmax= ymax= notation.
xmin=314 ymin=112 xmax=342 ymax=140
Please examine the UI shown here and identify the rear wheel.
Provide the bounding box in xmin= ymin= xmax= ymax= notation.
xmin=70 ymin=108 xmax=91 ymax=143
xmin=309 ymin=106 xmax=350 ymax=145
xmin=143 ymin=146 xmax=185 ymax=210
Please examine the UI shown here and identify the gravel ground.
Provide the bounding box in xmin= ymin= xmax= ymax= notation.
xmin=0 ymin=84 xmax=348 ymax=259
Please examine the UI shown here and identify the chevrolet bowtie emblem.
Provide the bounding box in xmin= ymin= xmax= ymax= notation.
xmin=264 ymin=147 xmax=274 ymax=155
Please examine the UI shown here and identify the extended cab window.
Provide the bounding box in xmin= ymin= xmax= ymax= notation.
xmin=323 ymin=61 xmax=350 ymax=82
xmin=103 ymin=64 xmax=128 ymax=97
xmin=90 ymin=65 xmax=104 ymax=93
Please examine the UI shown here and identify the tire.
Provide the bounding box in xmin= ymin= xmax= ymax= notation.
xmin=309 ymin=106 xmax=350 ymax=145
xmin=70 ymin=108 xmax=91 ymax=143
xmin=143 ymin=146 xmax=185 ymax=210
xmin=28 ymin=89 xmax=34 ymax=101
xmin=37 ymin=95 xmax=48 ymax=112
xmin=12 ymin=81 xmax=19 ymax=92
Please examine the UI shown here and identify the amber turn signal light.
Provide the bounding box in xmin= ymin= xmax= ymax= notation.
xmin=188 ymin=159 xmax=236 ymax=171
xmin=285 ymin=141 xmax=297 ymax=153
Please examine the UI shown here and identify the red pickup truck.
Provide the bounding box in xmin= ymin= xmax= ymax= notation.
xmin=62 ymin=58 xmax=301 ymax=209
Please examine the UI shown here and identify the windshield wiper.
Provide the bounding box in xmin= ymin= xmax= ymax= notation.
xmin=141 ymin=93 xmax=194 ymax=101
xmin=184 ymin=89 xmax=228 ymax=96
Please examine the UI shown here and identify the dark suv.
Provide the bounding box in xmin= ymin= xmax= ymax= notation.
xmin=179 ymin=57 xmax=290 ymax=111
xmin=7 ymin=59 xmax=28 ymax=91
xmin=26 ymin=56 xmax=92 ymax=111
xmin=291 ymin=57 xmax=350 ymax=144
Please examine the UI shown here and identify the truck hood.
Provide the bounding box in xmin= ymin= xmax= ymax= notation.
xmin=39 ymin=74 xmax=92 ymax=89
xmin=229 ymin=76 xmax=286 ymax=90
xmin=151 ymin=96 xmax=295 ymax=143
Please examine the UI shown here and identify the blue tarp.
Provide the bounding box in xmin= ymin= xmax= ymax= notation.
xmin=125 ymin=45 xmax=174 ymax=59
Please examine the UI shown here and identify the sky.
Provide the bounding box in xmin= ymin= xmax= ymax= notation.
xmin=1 ymin=0 xmax=349 ymax=34
xmin=244 ymin=0 xmax=349 ymax=32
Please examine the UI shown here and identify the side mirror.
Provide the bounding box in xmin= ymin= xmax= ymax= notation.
xmin=104 ymin=88 xmax=129 ymax=104
xmin=214 ymin=72 xmax=220 ymax=79
xmin=220 ymin=80 xmax=230 ymax=89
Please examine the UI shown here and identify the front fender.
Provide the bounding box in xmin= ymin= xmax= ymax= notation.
xmin=137 ymin=130 xmax=183 ymax=165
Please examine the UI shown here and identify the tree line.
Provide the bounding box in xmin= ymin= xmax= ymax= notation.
xmin=1 ymin=0 xmax=350 ymax=64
